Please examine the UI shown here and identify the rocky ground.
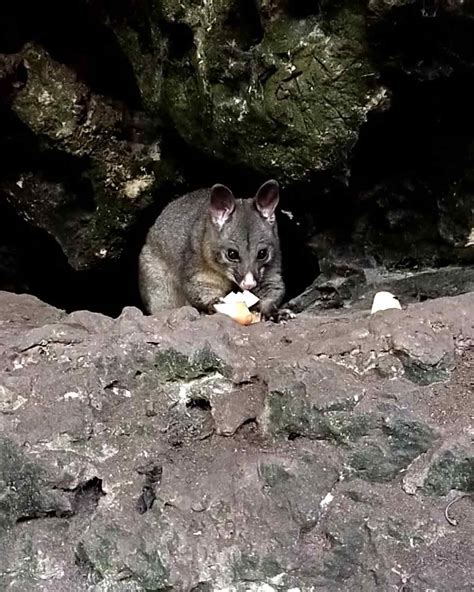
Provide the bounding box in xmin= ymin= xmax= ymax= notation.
xmin=0 ymin=289 xmax=472 ymax=591
xmin=1 ymin=3 xmax=473 ymax=589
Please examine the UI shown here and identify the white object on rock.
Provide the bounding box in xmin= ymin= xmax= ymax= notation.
xmin=213 ymin=290 xmax=261 ymax=325
xmin=466 ymin=227 xmax=474 ymax=247
xmin=219 ymin=290 xmax=260 ymax=308
xmin=370 ymin=291 xmax=402 ymax=314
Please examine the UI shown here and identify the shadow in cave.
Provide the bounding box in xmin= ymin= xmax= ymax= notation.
xmin=0 ymin=199 xmax=142 ymax=317
xmin=0 ymin=0 xmax=143 ymax=109
xmin=0 ymin=105 xmax=141 ymax=317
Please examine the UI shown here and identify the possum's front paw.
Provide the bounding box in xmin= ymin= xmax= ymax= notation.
xmin=259 ymin=301 xmax=295 ymax=323
xmin=205 ymin=297 xmax=223 ymax=314
xmin=272 ymin=308 xmax=296 ymax=323
xmin=258 ymin=299 xmax=277 ymax=320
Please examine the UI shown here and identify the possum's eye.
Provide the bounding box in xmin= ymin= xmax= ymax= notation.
xmin=226 ymin=249 xmax=240 ymax=261
xmin=257 ymin=248 xmax=268 ymax=261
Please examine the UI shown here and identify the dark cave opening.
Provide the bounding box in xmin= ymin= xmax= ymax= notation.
xmin=161 ymin=21 xmax=195 ymax=61
xmin=0 ymin=0 xmax=143 ymax=109
xmin=0 ymin=104 xmax=143 ymax=317
xmin=223 ymin=0 xmax=264 ymax=51
xmin=0 ymin=0 xmax=315 ymax=316
xmin=0 ymin=198 xmax=142 ymax=316
xmin=286 ymin=0 xmax=323 ymax=19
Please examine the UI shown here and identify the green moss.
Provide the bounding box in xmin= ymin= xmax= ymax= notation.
xmin=232 ymin=552 xmax=282 ymax=582
xmin=151 ymin=348 xmax=226 ymax=382
xmin=423 ymin=450 xmax=474 ymax=495
xmin=349 ymin=420 xmax=436 ymax=482
xmin=131 ymin=547 xmax=170 ymax=590
xmin=349 ymin=442 xmax=399 ymax=482
xmin=13 ymin=46 xmax=79 ymax=140
xmin=384 ymin=419 xmax=436 ymax=465
xmin=0 ymin=437 xmax=47 ymax=530
xmin=399 ymin=357 xmax=452 ymax=386
xmin=266 ymin=386 xmax=369 ymax=442
xmin=324 ymin=412 xmax=377 ymax=443
xmin=78 ymin=526 xmax=171 ymax=589
xmin=76 ymin=529 xmax=118 ymax=577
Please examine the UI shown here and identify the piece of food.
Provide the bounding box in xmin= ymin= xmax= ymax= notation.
xmin=219 ymin=290 xmax=259 ymax=308
xmin=370 ymin=291 xmax=402 ymax=314
xmin=214 ymin=301 xmax=260 ymax=325
xmin=213 ymin=290 xmax=261 ymax=325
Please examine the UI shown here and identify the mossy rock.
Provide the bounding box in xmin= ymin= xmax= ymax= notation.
xmin=423 ymin=448 xmax=474 ymax=495
xmin=151 ymin=347 xmax=227 ymax=382
xmin=160 ymin=0 xmax=386 ymax=181
xmin=76 ymin=525 xmax=170 ymax=589
xmin=348 ymin=418 xmax=436 ymax=482
xmin=0 ymin=437 xmax=69 ymax=530
xmin=265 ymin=381 xmax=374 ymax=442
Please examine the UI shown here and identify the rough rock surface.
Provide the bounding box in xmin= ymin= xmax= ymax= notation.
xmin=159 ymin=0 xmax=387 ymax=181
xmin=0 ymin=290 xmax=472 ymax=591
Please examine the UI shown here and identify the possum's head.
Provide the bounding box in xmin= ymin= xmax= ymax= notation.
xmin=203 ymin=180 xmax=281 ymax=291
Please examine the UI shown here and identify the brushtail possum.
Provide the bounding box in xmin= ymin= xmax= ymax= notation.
xmin=139 ymin=180 xmax=285 ymax=318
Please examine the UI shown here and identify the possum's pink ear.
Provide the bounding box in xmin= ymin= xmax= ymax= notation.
xmin=209 ymin=184 xmax=236 ymax=229
xmin=255 ymin=180 xmax=279 ymax=223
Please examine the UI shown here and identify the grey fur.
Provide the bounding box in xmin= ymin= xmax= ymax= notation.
xmin=139 ymin=181 xmax=285 ymax=316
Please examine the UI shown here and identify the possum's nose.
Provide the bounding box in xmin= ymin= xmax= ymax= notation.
xmin=239 ymin=272 xmax=257 ymax=291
